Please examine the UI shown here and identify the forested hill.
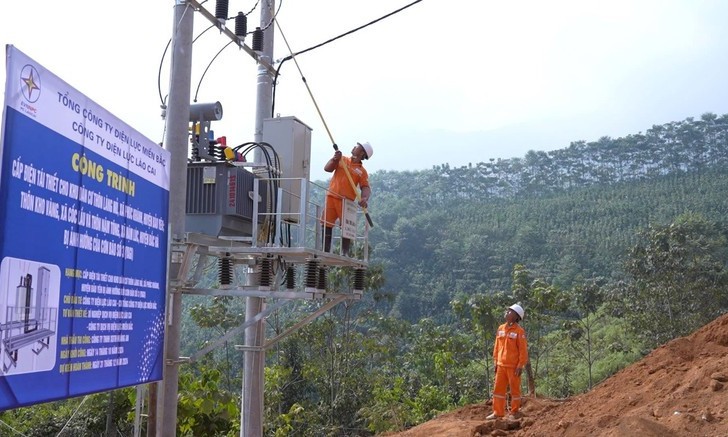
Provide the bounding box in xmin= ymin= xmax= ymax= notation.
xmin=367 ymin=113 xmax=728 ymax=323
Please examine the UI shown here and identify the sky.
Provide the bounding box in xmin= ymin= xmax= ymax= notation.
xmin=2 ymin=0 xmax=728 ymax=181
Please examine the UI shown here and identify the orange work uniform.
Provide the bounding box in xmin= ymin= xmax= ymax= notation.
xmin=322 ymin=156 xmax=369 ymax=228
xmin=492 ymin=322 xmax=528 ymax=416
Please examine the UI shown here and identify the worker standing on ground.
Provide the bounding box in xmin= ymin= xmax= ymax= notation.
xmin=487 ymin=303 xmax=529 ymax=420
xmin=322 ymin=142 xmax=373 ymax=254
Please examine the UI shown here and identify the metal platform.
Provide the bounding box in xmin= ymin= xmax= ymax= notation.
xmin=184 ymin=232 xmax=368 ymax=268
xmin=4 ymin=328 xmax=54 ymax=353
xmin=1 ymin=307 xmax=57 ymax=372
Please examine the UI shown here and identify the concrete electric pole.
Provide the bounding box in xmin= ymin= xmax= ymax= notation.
xmin=244 ymin=4 xmax=276 ymax=436
xmin=159 ymin=0 xmax=194 ymax=434
xmin=158 ymin=0 xmax=277 ymax=435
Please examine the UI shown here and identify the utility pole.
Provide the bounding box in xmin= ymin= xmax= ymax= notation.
xmin=254 ymin=1 xmax=275 ymax=146
xmin=158 ymin=0 xmax=194 ymax=434
xmin=243 ymin=3 xmax=275 ymax=435
xmin=152 ymin=3 xmax=363 ymax=435
xmin=155 ymin=1 xmax=285 ymax=435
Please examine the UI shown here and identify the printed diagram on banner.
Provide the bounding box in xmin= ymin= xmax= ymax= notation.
xmin=0 ymin=258 xmax=60 ymax=375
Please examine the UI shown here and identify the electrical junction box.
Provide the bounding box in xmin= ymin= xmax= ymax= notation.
xmin=185 ymin=162 xmax=268 ymax=237
xmin=262 ymin=116 xmax=312 ymax=222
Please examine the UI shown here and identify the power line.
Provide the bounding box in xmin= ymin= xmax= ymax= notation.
xmin=279 ymin=0 xmax=424 ymax=62
xmin=272 ymin=0 xmax=424 ymax=116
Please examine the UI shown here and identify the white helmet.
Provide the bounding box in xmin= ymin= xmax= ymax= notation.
xmin=358 ymin=141 xmax=373 ymax=160
xmin=509 ymin=304 xmax=525 ymax=320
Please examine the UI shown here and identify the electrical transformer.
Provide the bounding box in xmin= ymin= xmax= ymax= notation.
xmin=185 ymin=162 xmax=268 ymax=237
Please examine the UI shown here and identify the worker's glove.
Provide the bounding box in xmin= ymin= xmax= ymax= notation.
xmin=333 ymin=150 xmax=342 ymax=162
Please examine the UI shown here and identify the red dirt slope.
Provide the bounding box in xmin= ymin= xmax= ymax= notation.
xmin=383 ymin=312 xmax=728 ymax=437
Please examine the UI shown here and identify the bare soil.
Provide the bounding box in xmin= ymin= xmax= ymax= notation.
xmin=382 ymin=313 xmax=728 ymax=437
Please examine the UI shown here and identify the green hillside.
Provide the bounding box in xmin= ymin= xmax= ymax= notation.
xmin=369 ymin=113 xmax=728 ymax=323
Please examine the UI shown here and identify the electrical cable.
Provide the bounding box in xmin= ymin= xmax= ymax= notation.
xmin=194 ymin=24 xmax=217 ymax=43
xmin=0 ymin=418 xmax=28 ymax=437
xmin=260 ymin=0 xmax=283 ymax=32
xmin=193 ymin=40 xmax=235 ymax=102
xmin=158 ymin=22 xmax=205 ymax=144
xmin=158 ymin=24 xmax=216 ymax=107
xmin=283 ymin=0 xmax=422 ymax=61
xmin=258 ymin=141 xmax=280 ymax=244
xmin=55 ymin=395 xmax=90 ymax=437
xmin=191 ymin=1 xmax=272 ymax=102
xmin=232 ymin=141 xmax=281 ymax=244
xmin=270 ymin=0 xmax=424 ymax=117
xmin=157 ymin=0 xmax=207 ymax=106
xmin=157 ymin=39 xmax=171 ymax=107
xmin=244 ymin=0 xmax=261 ymax=18
xmin=156 ymin=0 xmax=281 ymax=144
xmin=157 ymin=0 xmax=259 ymax=107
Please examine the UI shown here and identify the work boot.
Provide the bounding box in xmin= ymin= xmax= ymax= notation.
xmin=485 ymin=413 xmax=502 ymax=420
xmin=508 ymin=411 xmax=524 ymax=420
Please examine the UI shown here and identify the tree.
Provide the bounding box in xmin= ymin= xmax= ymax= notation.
xmin=563 ymin=279 xmax=606 ymax=389
xmin=176 ymin=363 xmax=239 ymax=436
xmin=0 ymin=390 xmax=136 ymax=437
xmin=622 ymin=213 xmax=728 ymax=347
xmin=510 ymin=264 xmax=569 ymax=394
xmin=451 ymin=292 xmax=509 ymax=395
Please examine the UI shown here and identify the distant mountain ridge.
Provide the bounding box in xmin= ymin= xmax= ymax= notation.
xmin=367 ymin=113 xmax=728 ymax=322
xmin=375 ymin=112 xmax=728 ymax=202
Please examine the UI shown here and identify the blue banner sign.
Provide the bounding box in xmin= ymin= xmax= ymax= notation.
xmin=0 ymin=45 xmax=170 ymax=410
